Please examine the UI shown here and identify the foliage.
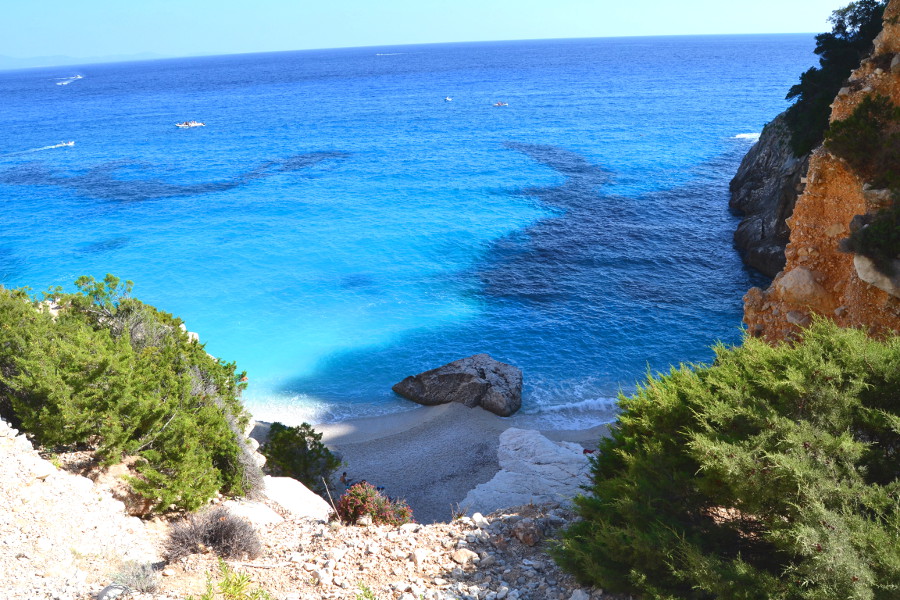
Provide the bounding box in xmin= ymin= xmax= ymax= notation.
xmin=354 ymin=585 xmax=379 ymax=600
xmin=0 ymin=275 xmax=263 ymax=512
xmin=166 ymin=506 xmax=262 ymax=560
xmin=335 ymin=482 xmax=414 ymax=526
xmin=784 ymin=0 xmax=886 ymax=156
xmin=825 ymin=94 xmax=900 ymax=272
xmin=112 ymin=560 xmax=160 ymax=593
xmin=259 ymin=421 xmax=340 ymax=495
xmin=554 ymin=320 xmax=900 ymax=600
xmin=187 ymin=559 xmax=273 ymax=600
xmin=847 ymin=202 xmax=900 ymax=274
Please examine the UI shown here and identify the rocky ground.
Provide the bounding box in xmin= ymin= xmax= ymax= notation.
xmin=1 ymin=416 xmax=611 ymax=600
xmin=0 ymin=418 xmax=157 ymax=600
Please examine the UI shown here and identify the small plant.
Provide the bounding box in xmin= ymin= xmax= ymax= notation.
xmin=111 ymin=560 xmax=159 ymax=593
xmin=187 ymin=559 xmax=273 ymax=600
xmin=259 ymin=421 xmax=340 ymax=495
xmin=354 ymin=584 xmax=379 ymax=600
xmin=335 ymin=482 xmax=414 ymax=526
xmin=166 ymin=506 xmax=261 ymax=561
xmin=450 ymin=503 xmax=466 ymax=520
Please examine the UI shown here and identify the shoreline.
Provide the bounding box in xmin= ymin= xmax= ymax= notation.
xmin=251 ymin=402 xmax=612 ymax=523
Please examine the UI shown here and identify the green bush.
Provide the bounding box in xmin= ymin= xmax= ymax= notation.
xmin=0 ymin=275 xmax=262 ymax=512
xmin=825 ymin=94 xmax=900 ymax=273
xmin=259 ymin=421 xmax=340 ymax=495
xmin=784 ymin=0 xmax=885 ymax=156
xmin=554 ymin=320 xmax=900 ymax=600
xmin=335 ymin=482 xmax=414 ymax=526
xmin=187 ymin=559 xmax=273 ymax=600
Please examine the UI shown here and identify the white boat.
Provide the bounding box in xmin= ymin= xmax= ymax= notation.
xmin=493 ymin=102 xmax=508 ymax=107
xmin=61 ymin=141 xmax=74 ymax=147
xmin=175 ymin=120 xmax=205 ymax=128
xmin=444 ymin=96 xmax=452 ymax=102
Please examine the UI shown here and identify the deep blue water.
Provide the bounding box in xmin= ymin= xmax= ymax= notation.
xmin=0 ymin=36 xmax=815 ymax=426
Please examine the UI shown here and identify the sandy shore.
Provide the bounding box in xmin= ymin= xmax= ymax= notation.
xmin=303 ymin=403 xmax=612 ymax=524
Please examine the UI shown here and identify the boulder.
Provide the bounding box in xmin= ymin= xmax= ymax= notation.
xmin=854 ymin=254 xmax=900 ymax=298
xmin=774 ymin=267 xmax=826 ymax=305
xmin=460 ymin=428 xmax=590 ymax=515
xmin=392 ymin=354 xmax=522 ymax=417
xmin=262 ymin=476 xmax=332 ymax=521
xmin=222 ymin=499 xmax=284 ymax=529
xmin=729 ymin=113 xmax=809 ymax=277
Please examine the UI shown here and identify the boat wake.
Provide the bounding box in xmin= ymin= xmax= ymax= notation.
xmin=2 ymin=141 xmax=74 ymax=157
xmin=55 ymin=75 xmax=83 ymax=86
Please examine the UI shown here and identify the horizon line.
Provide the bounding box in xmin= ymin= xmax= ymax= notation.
xmin=1 ymin=31 xmax=819 ymax=72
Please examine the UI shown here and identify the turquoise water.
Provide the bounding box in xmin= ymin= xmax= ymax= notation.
xmin=0 ymin=36 xmax=815 ymax=426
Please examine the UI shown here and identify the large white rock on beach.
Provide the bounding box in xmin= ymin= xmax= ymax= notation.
xmin=460 ymin=428 xmax=590 ymax=515
xmin=261 ymin=476 xmax=332 ymax=521
xmin=222 ymin=499 xmax=284 ymax=529
xmin=392 ymin=353 xmax=522 ymax=416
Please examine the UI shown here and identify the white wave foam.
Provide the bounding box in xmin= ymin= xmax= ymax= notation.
xmin=514 ymin=396 xmax=619 ymax=430
xmin=734 ymin=132 xmax=761 ymax=141
xmin=375 ymin=53 xmax=403 ymax=56
xmin=55 ymin=75 xmax=83 ymax=86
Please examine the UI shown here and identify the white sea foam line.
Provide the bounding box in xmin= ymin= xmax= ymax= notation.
xmin=2 ymin=141 xmax=74 ymax=157
xmin=735 ymin=133 xmax=761 ymax=140
xmin=55 ymin=75 xmax=83 ymax=86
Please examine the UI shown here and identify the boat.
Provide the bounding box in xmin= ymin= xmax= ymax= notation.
xmin=493 ymin=102 xmax=508 ymax=107
xmin=61 ymin=141 xmax=74 ymax=147
xmin=444 ymin=96 xmax=452 ymax=102
xmin=175 ymin=120 xmax=205 ymax=128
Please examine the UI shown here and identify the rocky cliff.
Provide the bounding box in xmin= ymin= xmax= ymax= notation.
xmin=729 ymin=114 xmax=809 ymax=277
xmin=744 ymin=0 xmax=900 ymax=340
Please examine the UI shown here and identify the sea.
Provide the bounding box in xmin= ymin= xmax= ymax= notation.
xmin=0 ymin=35 xmax=816 ymax=428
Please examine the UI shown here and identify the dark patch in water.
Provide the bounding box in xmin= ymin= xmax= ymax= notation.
xmin=479 ymin=142 xmax=769 ymax=313
xmin=340 ymin=273 xmax=378 ymax=291
xmin=77 ymin=237 xmax=130 ymax=254
xmin=0 ymin=151 xmax=350 ymax=202
xmin=0 ymin=247 xmax=24 ymax=283
xmin=276 ymin=144 xmax=771 ymax=403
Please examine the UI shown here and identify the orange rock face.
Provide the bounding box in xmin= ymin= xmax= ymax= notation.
xmin=744 ymin=1 xmax=900 ymax=341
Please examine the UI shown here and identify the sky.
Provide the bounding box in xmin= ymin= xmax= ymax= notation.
xmin=3 ymin=0 xmax=837 ymax=62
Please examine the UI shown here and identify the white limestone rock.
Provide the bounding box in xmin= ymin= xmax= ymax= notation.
xmin=222 ymin=499 xmax=284 ymax=529
xmin=262 ymin=475 xmax=333 ymax=521
xmin=460 ymin=428 xmax=590 ymax=515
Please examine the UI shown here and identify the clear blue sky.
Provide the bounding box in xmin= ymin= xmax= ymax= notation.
xmin=3 ymin=0 xmax=837 ymax=59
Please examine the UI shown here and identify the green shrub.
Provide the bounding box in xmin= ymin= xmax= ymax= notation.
xmin=554 ymin=320 xmax=900 ymax=600
xmin=0 ymin=275 xmax=262 ymax=512
xmin=187 ymin=559 xmax=273 ymax=600
xmin=825 ymin=94 xmax=900 ymax=273
xmin=784 ymin=0 xmax=886 ymax=156
xmin=259 ymin=421 xmax=340 ymax=495
xmin=335 ymin=482 xmax=414 ymax=526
